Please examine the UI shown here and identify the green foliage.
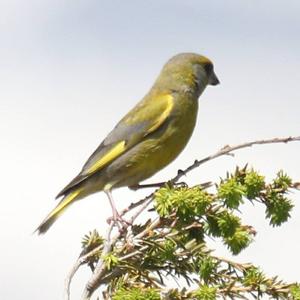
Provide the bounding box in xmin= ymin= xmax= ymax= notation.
xmin=155 ymin=186 xmax=212 ymax=221
xmin=194 ymin=285 xmax=217 ymax=300
xmin=216 ymin=211 xmax=241 ymax=237
xmin=205 ymin=215 xmax=222 ymax=238
xmin=273 ymin=170 xmax=293 ymax=190
xmin=265 ymin=192 xmax=293 ymax=226
xmin=103 ymin=253 xmax=119 ymax=270
xmin=242 ymin=266 xmax=272 ymax=296
xmin=218 ymin=177 xmax=245 ymax=209
xmin=81 ymin=229 xmax=103 ymax=251
xmin=79 ymin=166 xmax=298 ymax=300
xmin=290 ymin=284 xmax=300 ymax=300
xmin=244 ymin=170 xmax=265 ymax=199
xmin=242 ymin=266 xmax=265 ymax=287
xmin=205 ymin=211 xmax=251 ymax=255
xmin=265 ymin=171 xmax=294 ymax=226
xmin=158 ymin=239 xmax=177 ymax=261
xmin=224 ymin=227 xmax=252 ymax=255
xmin=199 ymin=256 xmax=218 ymax=283
xmin=80 ymin=230 xmax=103 ymax=270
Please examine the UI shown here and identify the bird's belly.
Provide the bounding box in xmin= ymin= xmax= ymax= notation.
xmin=105 ymin=106 xmax=198 ymax=187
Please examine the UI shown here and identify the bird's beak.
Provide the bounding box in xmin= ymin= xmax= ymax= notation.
xmin=209 ymin=71 xmax=220 ymax=86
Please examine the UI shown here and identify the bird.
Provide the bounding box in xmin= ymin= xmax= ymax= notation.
xmin=36 ymin=52 xmax=219 ymax=234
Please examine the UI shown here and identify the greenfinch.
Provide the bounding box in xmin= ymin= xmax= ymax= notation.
xmin=36 ymin=52 xmax=219 ymax=234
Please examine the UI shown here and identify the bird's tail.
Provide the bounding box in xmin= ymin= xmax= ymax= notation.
xmin=35 ymin=188 xmax=82 ymax=234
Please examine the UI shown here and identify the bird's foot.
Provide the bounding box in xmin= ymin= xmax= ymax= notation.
xmin=107 ymin=214 xmax=132 ymax=233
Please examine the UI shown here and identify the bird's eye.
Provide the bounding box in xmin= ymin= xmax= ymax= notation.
xmin=203 ymin=63 xmax=213 ymax=75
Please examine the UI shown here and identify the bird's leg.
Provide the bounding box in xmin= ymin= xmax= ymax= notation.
xmin=105 ymin=190 xmax=131 ymax=229
xmin=105 ymin=189 xmax=119 ymax=222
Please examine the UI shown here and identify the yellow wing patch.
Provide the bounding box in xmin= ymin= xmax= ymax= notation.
xmin=147 ymin=94 xmax=174 ymax=134
xmin=49 ymin=188 xmax=82 ymax=220
xmin=82 ymin=94 xmax=173 ymax=176
xmin=86 ymin=140 xmax=126 ymax=174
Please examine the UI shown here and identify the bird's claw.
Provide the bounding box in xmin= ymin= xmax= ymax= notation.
xmin=106 ymin=214 xmax=132 ymax=232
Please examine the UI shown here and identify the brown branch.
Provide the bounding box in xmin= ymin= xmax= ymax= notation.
xmin=120 ymin=193 xmax=154 ymax=217
xmin=210 ymin=255 xmax=253 ymax=272
xmin=64 ymin=245 xmax=104 ymax=300
xmin=80 ymin=222 xmax=116 ymax=300
xmin=170 ymin=136 xmax=300 ymax=183
xmin=130 ymin=136 xmax=300 ymax=190
xmin=80 ymin=197 xmax=154 ymax=300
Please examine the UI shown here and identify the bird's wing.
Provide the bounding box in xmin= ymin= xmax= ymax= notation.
xmin=56 ymin=93 xmax=174 ymax=197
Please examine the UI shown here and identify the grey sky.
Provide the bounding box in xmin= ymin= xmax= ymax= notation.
xmin=1 ymin=1 xmax=299 ymax=299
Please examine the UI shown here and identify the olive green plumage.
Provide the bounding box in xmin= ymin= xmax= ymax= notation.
xmin=36 ymin=53 xmax=219 ymax=234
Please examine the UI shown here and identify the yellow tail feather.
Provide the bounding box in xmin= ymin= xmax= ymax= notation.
xmin=35 ymin=189 xmax=82 ymax=234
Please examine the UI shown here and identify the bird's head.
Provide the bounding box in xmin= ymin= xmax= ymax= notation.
xmin=155 ymin=53 xmax=219 ymax=97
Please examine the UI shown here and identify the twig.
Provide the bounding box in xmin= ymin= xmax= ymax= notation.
xmin=64 ymin=259 xmax=82 ymax=300
xmin=80 ymin=196 xmax=154 ymax=299
xmin=129 ymin=196 xmax=153 ymax=224
xmin=120 ymin=193 xmax=154 ymax=217
xmin=129 ymin=182 xmax=166 ymax=190
xmin=135 ymin=217 xmax=161 ymax=240
xmin=170 ymin=136 xmax=300 ymax=183
xmin=64 ymin=245 xmax=104 ymax=300
xmin=129 ymin=136 xmax=300 ymax=190
xmin=210 ymin=255 xmax=253 ymax=272
xmin=80 ymin=222 xmax=115 ymax=300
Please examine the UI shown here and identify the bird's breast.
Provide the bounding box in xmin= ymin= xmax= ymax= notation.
xmin=153 ymin=95 xmax=199 ymax=165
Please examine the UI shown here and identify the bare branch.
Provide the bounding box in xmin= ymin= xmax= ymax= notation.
xmin=131 ymin=136 xmax=300 ymax=190
xmin=120 ymin=193 xmax=154 ymax=217
xmin=81 ymin=222 xmax=116 ymax=300
xmin=170 ymin=136 xmax=300 ymax=183
xmin=80 ymin=196 xmax=154 ymax=299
